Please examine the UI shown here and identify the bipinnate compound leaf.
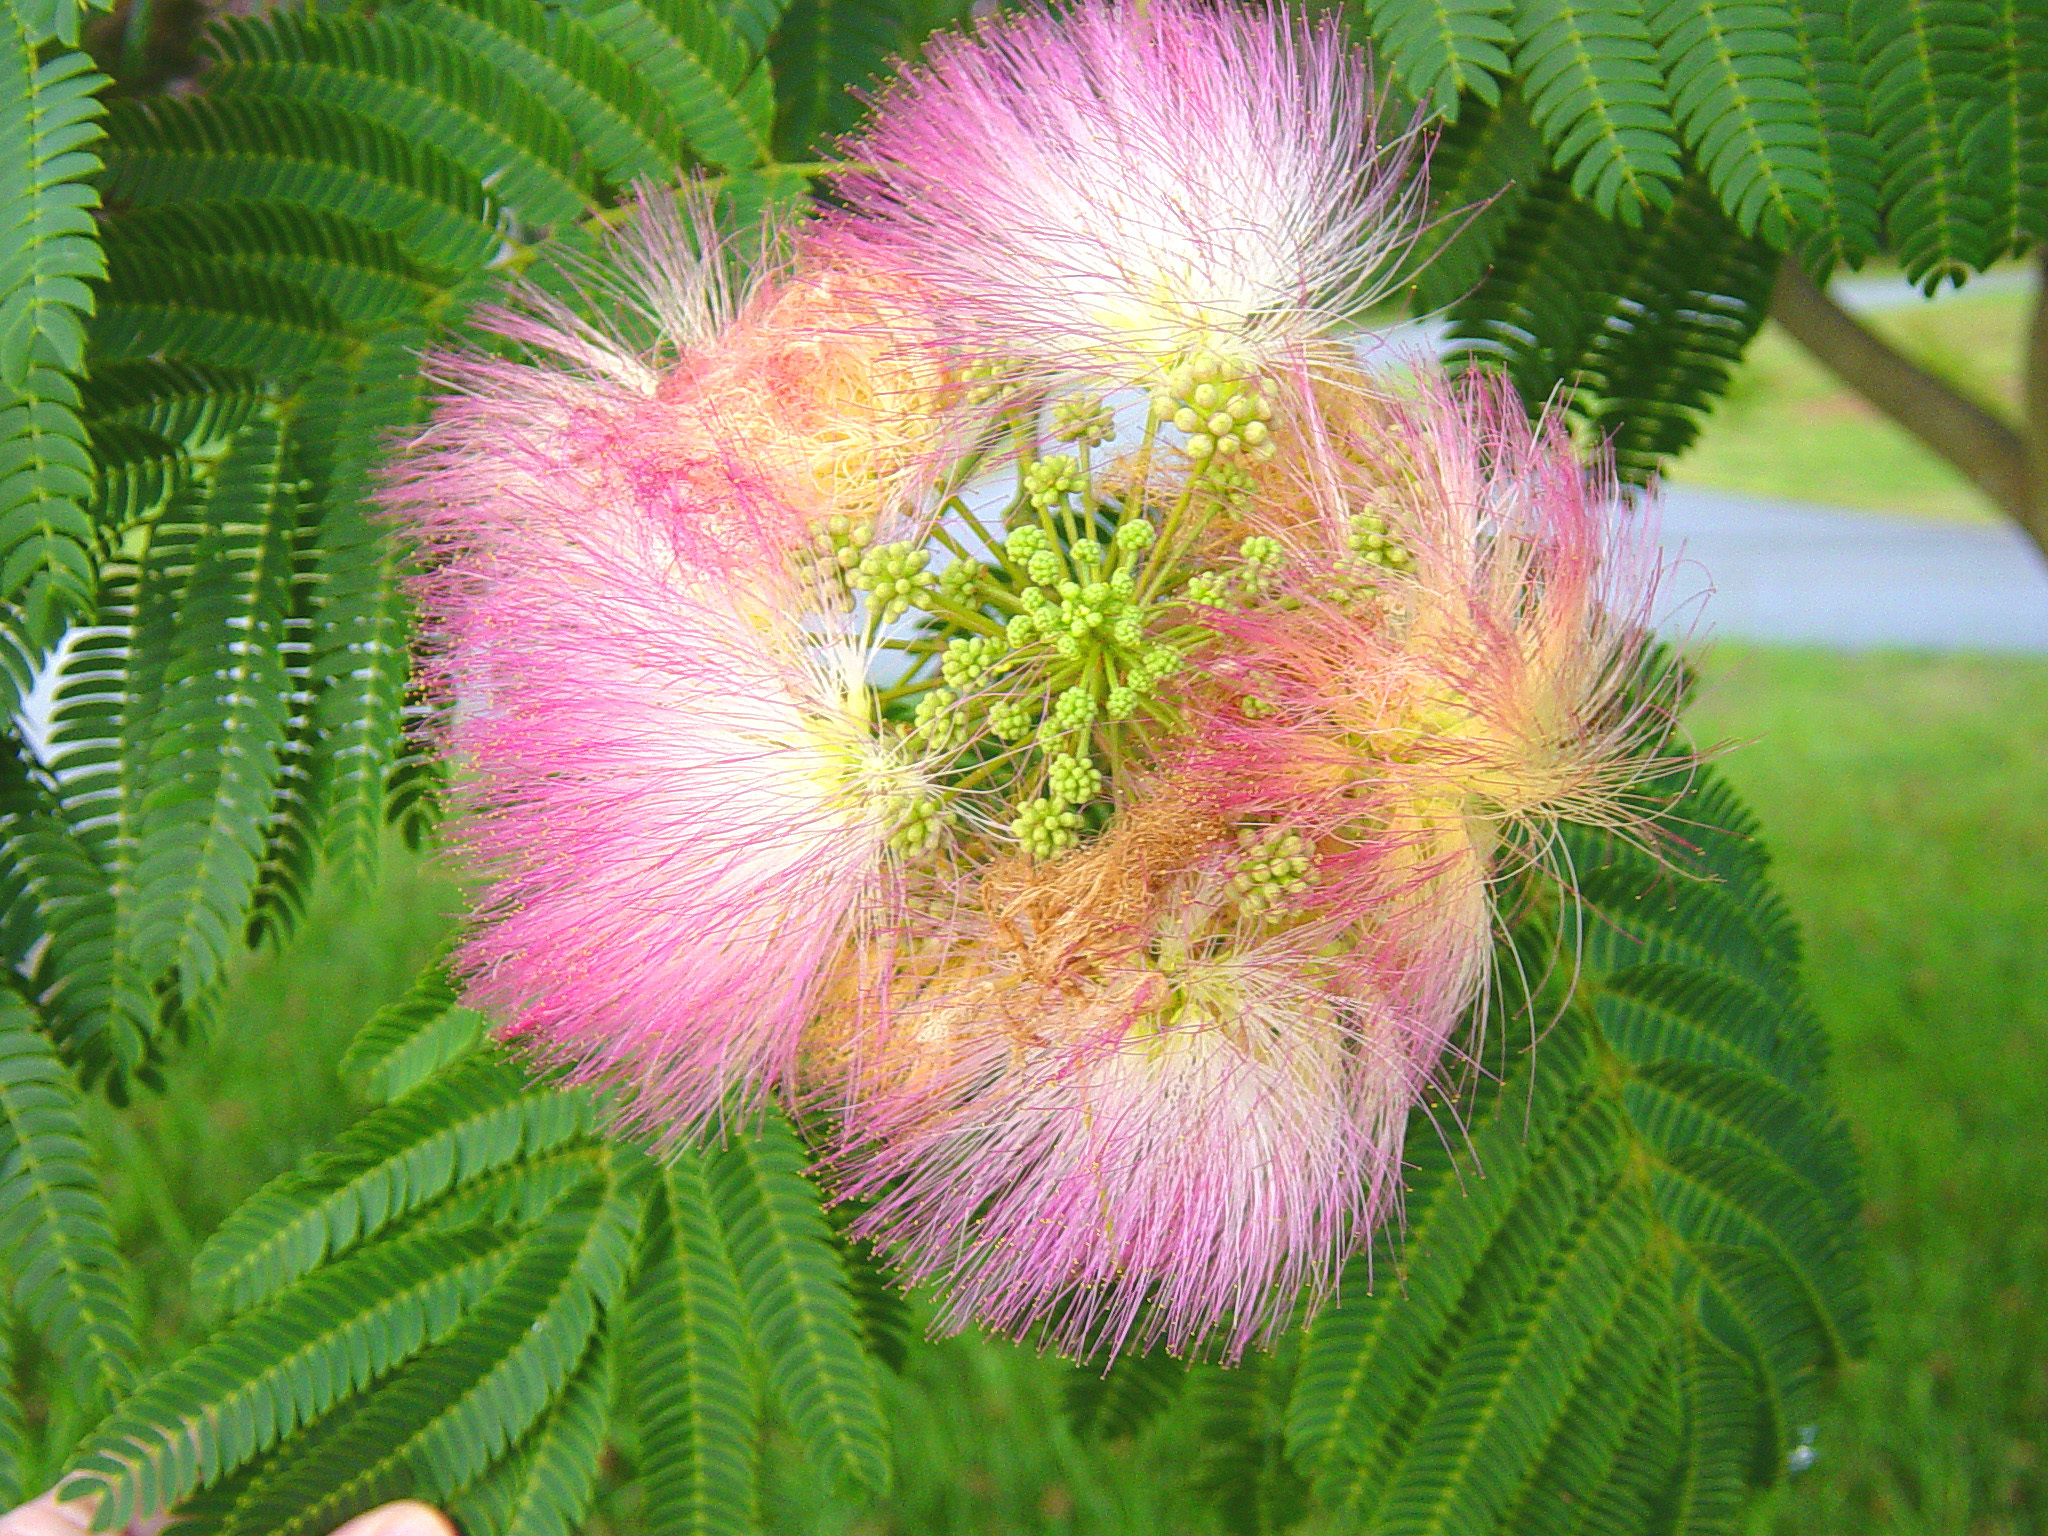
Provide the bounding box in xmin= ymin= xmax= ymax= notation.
xmin=67 ymin=1225 xmax=516 ymax=1531
xmin=625 ymin=1153 xmax=758 ymax=1536
xmin=1352 ymin=0 xmax=1516 ymax=117
xmin=446 ymin=1336 xmax=613 ymax=1536
xmin=0 ymin=995 xmax=136 ymax=1416
xmin=708 ymin=1112 xmax=890 ymax=1495
xmin=208 ymin=1174 xmax=639 ymax=1536
xmin=1847 ymin=0 xmax=1996 ymax=286
xmin=339 ymin=964 xmax=487 ymax=1105
xmin=191 ymin=1054 xmax=596 ymax=1316
xmin=1641 ymin=0 xmax=1829 ymax=243
xmin=0 ymin=15 xmax=103 ymax=617
xmin=1286 ymin=765 xmax=1865 ymax=1536
xmin=1508 ymin=0 xmax=1683 ymax=222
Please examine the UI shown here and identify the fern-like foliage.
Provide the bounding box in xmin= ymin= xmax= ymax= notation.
xmin=0 ymin=993 xmax=136 ymax=1423
xmin=0 ymin=3 xmax=103 ymax=637
xmin=57 ymin=731 xmax=1862 ymax=1536
xmin=1640 ymin=0 xmax=1828 ymax=244
xmin=64 ymin=1024 xmax=897 ymax=1534
xmin=1351 ymin=0 xmax=1515 ymax=117
xmin=1284 ymin=764 xmax=1866 ymax=1536
xmin=1507 ymin=0 xmax=1683 ymax=222
xmin=1385 ymin=0 xmax=2031 ymax=462
xmin=1779 ymin=0 xmax=1883 ymax=267
xmin=3 ymin=0 xmax=823 ymax=1476
xmin=1848 ymin=0 xmax=1996 ymax=286
xmin=0 ymin=0 xmax=1935 ymax=1524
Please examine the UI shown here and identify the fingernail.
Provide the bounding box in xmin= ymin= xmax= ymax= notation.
xmin=328 ymin=1502 xmax=457 ymax=1536
xmin=0 ymin=1493 xmax=93 ymax=1536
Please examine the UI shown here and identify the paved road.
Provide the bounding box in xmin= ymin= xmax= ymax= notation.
xmin=1350 ymin=269 xmax=2048 ymax=653
xmin=1650 ymin=488 xmax=2048 ymax=654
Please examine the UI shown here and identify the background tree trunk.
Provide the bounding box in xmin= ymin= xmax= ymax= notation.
xmin=1769 ymin=255 xmax=2048 ymax=562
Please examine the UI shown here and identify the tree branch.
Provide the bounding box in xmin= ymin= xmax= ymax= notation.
xmin=1769 ymin=259 xmax=2046 ymax=560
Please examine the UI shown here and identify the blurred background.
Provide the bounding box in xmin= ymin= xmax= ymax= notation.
xmin=66 ymin=267 xmax=2045 ymax=1536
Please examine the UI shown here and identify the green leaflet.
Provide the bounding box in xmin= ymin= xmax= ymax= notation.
xmin=67 ymin=1224 xmax=516 ymax=1530
xmin=211 ymin=1174 xmax=639 ymax=1536
xmin=1848 ymin=0 xmax=1997 ymax=286
xmin=709 ymin=1112 xmax=891 ymax=1495
xmin=1576 ymin=177 xmax=1780 ymax=475
xmin=1287 ymin=765 xmax=1865 ymax=1536
xmin=1642 ymin=0 xmax=1830 ymax=244
xmin=1508 ymin=0 xmax=1683 ymax=221
xmin=1403 ymin=87 xmax=1546 ymax=317
xmin=0 ymin=995 xmax=137 ymax=1418
xmin=0 ymin=1304 xmax=24 ymax=1504
xmin=0 ymin=21 xmax=102 ymax=617
xmin=448 ymin=1336 xmax=614 ymax=1536
xmin=130 ymin=411 xmax=299 ymax=1006
xmin=626 ymin=1152 xmax=759 ymax=1536
xmin=767 ymin=0 xmax=966 ymax=157
xmin=100 ymin=95 xmax=502 ymax=271
xmin=576 ymin=0 xmax=775 ymax=170
xmin=191 ymin=1053 xmax=597 ymax=1315
xmin=1353 ymin=0 xmax=1517 ymax=117
xmin=394 ymin=0 xmax=689 ymax=189
xmin=1963 ymin=0 xmax=2048 ymax=262
xmin=202 ymin=12 xmax=595 ymax=226
xmin=1439 ymin=170 xmax=1779 ymax=482
xmin=108 ymin=203 xmax=443 ymax=329
xmin=340 ymin=964 xmax=488 ymax=1104
xmin=1780 ymin=0 xmax=1884 ymax=269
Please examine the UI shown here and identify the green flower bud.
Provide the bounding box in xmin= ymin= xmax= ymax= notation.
xmin=939 ymin=559 xmax=985 ymax=601
xmin=912 ymin=688 xmax=963 ymax=752
xmin=1050 ymin=685 xmax=1096 ymax=733
xmin=1053 ymin=394 xmax=1115 ymax=446
xmin=991 ymin=699 xmax=1035 ymax=741
xmin=1046 ymin=750 xmax=1103 ymax=808
xmin=1012 ymin=797 xmax=1084 ymax=859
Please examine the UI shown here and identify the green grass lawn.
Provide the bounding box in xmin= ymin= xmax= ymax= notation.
xmin=1667 ymin=287 xmax=2031 ymax=522
xmin=86 ymin=645 xmax=2048 ymax=1534
xmin=1691 ymin=648 xmax=2048 ymax=1536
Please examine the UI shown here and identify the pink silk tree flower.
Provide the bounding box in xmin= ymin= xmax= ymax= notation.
xmin=823 ymin=0 xmax=1424 ymax=387
xmin=1178 ymin=367 xmax=1680 ymax=1079
xmin=834 ymin=910 xmax=1403 ymax=1362
xmin=441 ymin=542 xmax=929 ymax=1134
xmin=385 ymin=192 xmax=949 ymax=1134
xmin=816 ymin=793 xmax=1421 ymax=1361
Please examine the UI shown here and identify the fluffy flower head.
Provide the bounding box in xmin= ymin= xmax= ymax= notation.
xmin=386 ymin=194 xmax=945 ymax=1134
xmin=828 ymin=0 xmax=1423 ymax=384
